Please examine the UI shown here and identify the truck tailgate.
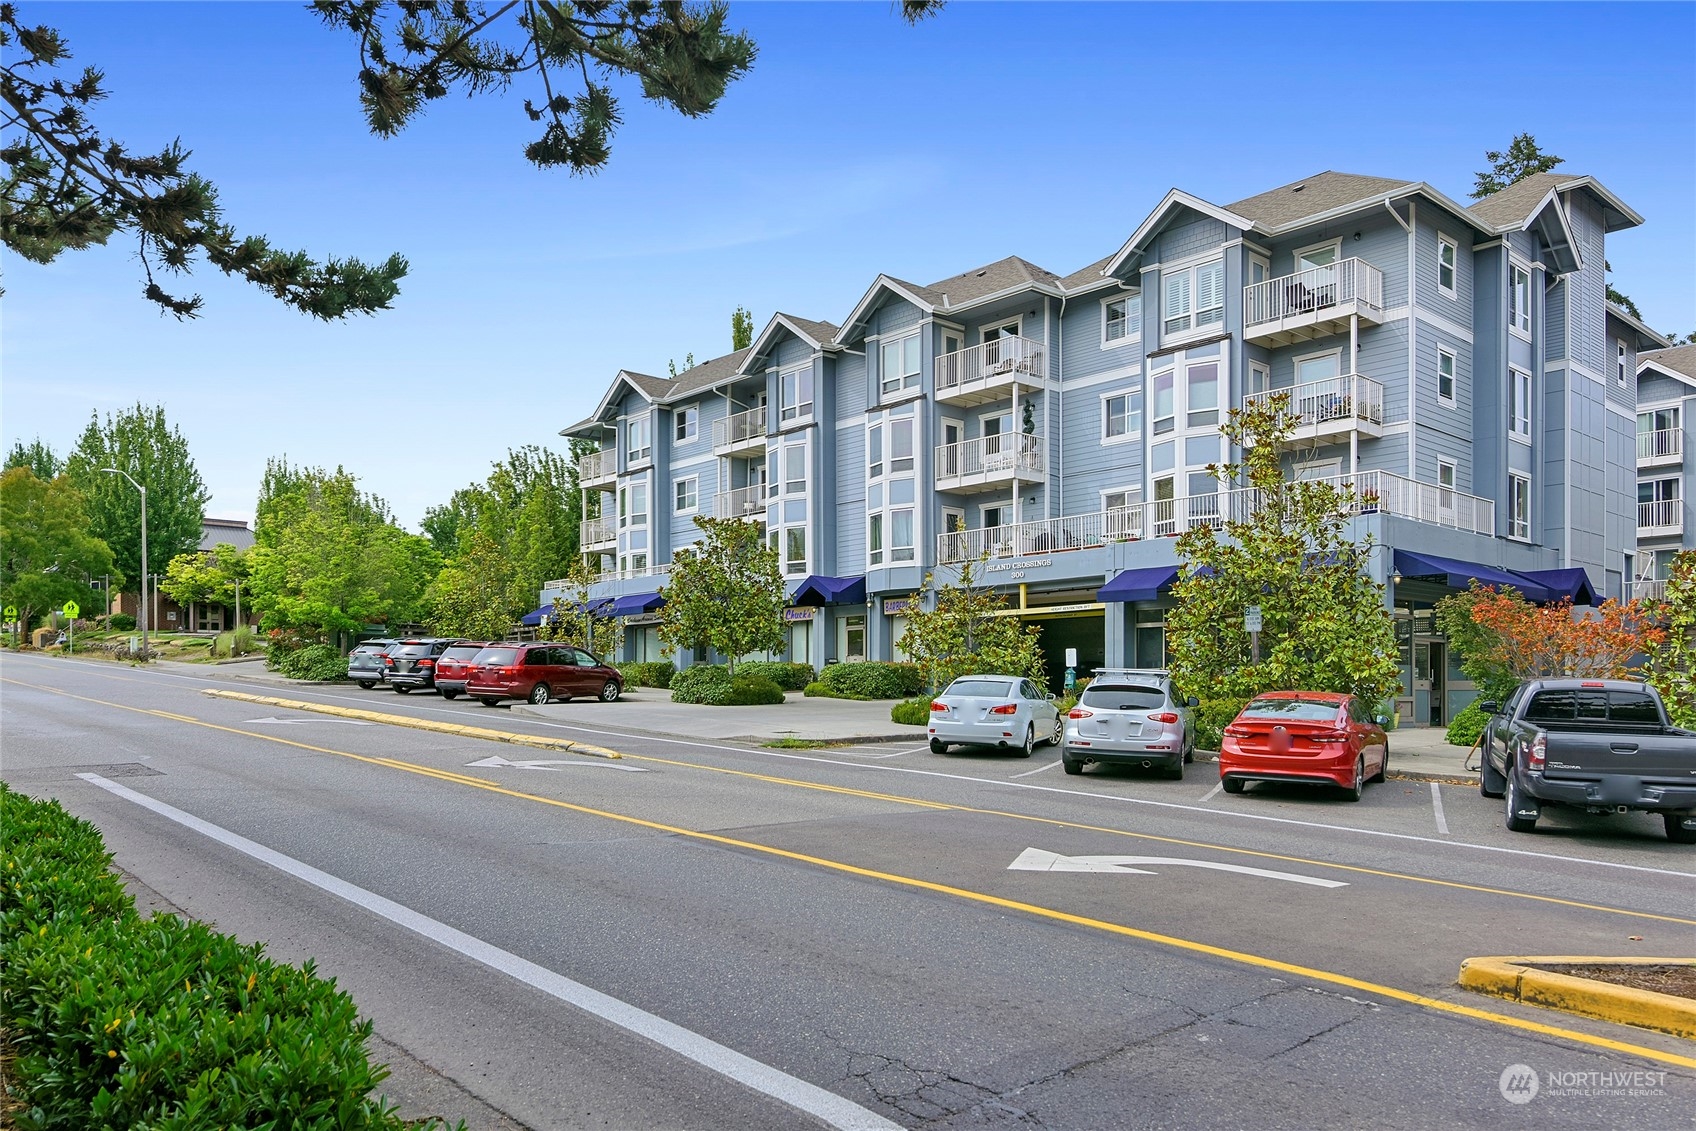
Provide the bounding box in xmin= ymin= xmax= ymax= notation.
xmin=1544 ymin=731 xmax=1696 ymax=779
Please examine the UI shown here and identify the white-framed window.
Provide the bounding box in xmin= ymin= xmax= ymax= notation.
xmin=673 ymin=476 xmax=698 ymax=514
xmin=783 ymin=442 xmax=806 ymax=494
xmin=1510 ymin=368 xmax=1532 ymax=440
xmin=785 ymin=527 xmax=807 ymax=574
xmin=1437 ymin=348 xmax=1456 ymax=406
xmin=1102 ymin=389 xmax=1142 ymax=442
xmin=867 ymin=512 xmax=883 ymax=566
xmin=1617 ymin=339 xmax=1628 ymax=385
xmin=1103 ymin=486 xmax=1141 ymax=511
xmin=619 ymin=481 xmax=648 ymax=529
xmin=1437 ymin=459 xmax=1456 ymax=512
xmin=981 ymin=502 xmax=1010 ymax=530
xmin=1437 ymin=234 xmax=1457 ymax=299
xmin=674 ymin=405 xmax=698 ymax=442
xmin=1152 ymin=369 xmax=1175 ymax=435
xmin=879 ymin=332 xmax=921 ymax=395
xmin=780 ymin=365 xmax=813 ymax=423
xmin=1103 ymin=485 xmax=1142 ymax=537
xmin=1248 ymin=362 xmax=1271 ymax=396
xmin=867 ymin=422 xmax=883 ymax=479
xmin=1509 ymin=474 xmax=1531 ymax=540
xmin=623 ymin=551 xmax=648 ymax=572
xmin=626 ymin=414 xmax=652 ymax=463
xmin=1185 ymin=360 xmax=1220 ymax=428
xmin=1102 ymin=294 xmax=1140 ymax=347
xmin=942 ymin=508 xmax=965 ymax=534
xmin=890 ymin=417 xmax=914 ymax=473
xmin=890 ymin=509 xmax=914 ymax=562
xmin=1161 ymin=258 xmax=1224 ymax=337
xmin=1249 ymin=254 xmax=1270 ymax=287
xmin=1509 ymin=263 xmax=1532 ymax=336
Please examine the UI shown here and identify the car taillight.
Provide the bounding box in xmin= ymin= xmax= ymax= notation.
xmin=383 ymin=656 xmax=394 ymax=666
xmin=1527 ymin=731 xmax=1547 ymax=771
xmin=930 ymin=701 xmax=949 ymax=713
xmin=1581 ymin=681 xmax=1605 ymax=688
xmin=1312 ymin=729 xmax=1350 ymax=743
xmin=1223 ymin=725 xmax=1249 ymax=738
xmin=418 ymin=658 xmax=434 ymax=667
xmin=1150 ymin=711 xmax=1180 ymax=725
xmin=988 ymin=704 xmax=1018 ymax=715
xmin=1068 ymin=708 xmax=1093 ymax=719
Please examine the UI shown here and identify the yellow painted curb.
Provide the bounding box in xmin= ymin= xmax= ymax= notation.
xmin=201 ymin=689 xmax=622 ymax=760
xmin=1459 ymin=956 xmax=1696 ymax=1040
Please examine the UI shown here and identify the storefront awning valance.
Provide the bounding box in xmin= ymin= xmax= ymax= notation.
xmin=1097 ymin=565 xmax=1180 ymax=603
xmin=521 ymin=598 xmax=615 ymax=626
xmin=610 ymin=592 xmax=666 ymax=617
xmin=1514 ymin=567 xmax=1598 ymax=607
xmin=791 ymin=574 xmax=867 ymax=606
xmin=1391 ymin=550 xmax=1558 ymax=603
xmin=519 ymin=604 xmax=553 ymax=627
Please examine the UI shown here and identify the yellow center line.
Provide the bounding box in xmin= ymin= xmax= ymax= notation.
xmin=9 ymin=676 xmax=1695 ymax=1071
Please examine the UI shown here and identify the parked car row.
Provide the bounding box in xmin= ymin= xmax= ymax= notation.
xmin=344 ymin=639 xmax=623 ymax=706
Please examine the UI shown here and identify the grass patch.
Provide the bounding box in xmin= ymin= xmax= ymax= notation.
xmin=760 ymin=737 xmax=831 ymax=749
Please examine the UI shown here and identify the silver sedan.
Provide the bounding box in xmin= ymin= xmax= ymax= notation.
xmin=928 ymin=675 xmax=1063 ymax=757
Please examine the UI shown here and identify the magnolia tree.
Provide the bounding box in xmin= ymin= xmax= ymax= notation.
xmin=657 ymin=517 xmax=784 ymax=673
xmin=1638 ymin=550 xmax=1695 ymax=729
xmin=544 ymin=559 xmax=624 ymax=661
xmin=898 ymin=558 xmax=1047 ymax=693
xmin=1165 ymin=396 xmax=1400 ymax=705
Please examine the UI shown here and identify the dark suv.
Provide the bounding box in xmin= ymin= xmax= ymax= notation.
xmin=348 ymin=639 xmax=397 ymax=689
xmin=385 ymin=638 xmax=460 ymax=694
xmin=465 ymin=643 xmax=623 ymax=706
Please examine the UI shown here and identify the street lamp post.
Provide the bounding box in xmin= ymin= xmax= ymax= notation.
xmin=101 ymin=468 xmax=148 ymax=659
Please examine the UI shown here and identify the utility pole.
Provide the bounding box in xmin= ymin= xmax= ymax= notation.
xmin=102 ymin=468 xmax=148 ymax=659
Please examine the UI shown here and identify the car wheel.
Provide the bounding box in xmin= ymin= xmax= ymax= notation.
xmin=1221 ymin=776 xmax=1245 ymax=794
xmin=1018 ymin=724 xmax=1036 ymax=758
xmin=1340 ymin=756 xmax=1364 ymax=802
xmin=1367 ymin=747 xmax=1386 ymax=784
xmin=929 ymin=739 xmax=949 ymax=755
xmin=1664 ymin=812 xmax=1696 ymax=844
xmin=1165 ymin=759 xmax=1184 ymax=781
xmin=528 ymin=683 xmax=551 ymax=706
xmin=1183 ymin=743 xmax=1195 ymax=765
xmin=1505 ymin=772 xmax=1539 ymax=833
xmin=1479 ymin=750 xmax=1506 ymax=798
xmin=394 ymin=685 xmax=410 ymax=694
xmin=599 ymin=680 xmax=621 ymax=703
xmin=1047 ymin=715 xmax=1064 ymax=746
xmin=479 ymin=697 xmax=501 ymax=707
xmin=358 ymin=681 xmax=375 ymax=690
xmin=440 ymin=691 xmax=459 ymax=700
xmin=1061 ymin=752 xmax=1083 ymax=776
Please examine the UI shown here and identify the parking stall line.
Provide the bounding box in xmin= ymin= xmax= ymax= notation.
xmin=1011 ymin=761 xmax=1059 ymax=779
xmin=1430 ymin=782 xmax=1451 ymax=835
xmin=1199 ymin=782 xmax=1224 ymax=802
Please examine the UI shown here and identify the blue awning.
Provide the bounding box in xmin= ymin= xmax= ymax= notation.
xmin=521 ymin=598 xmax=614 ymax=626
xmin=610 ymin=591 xmax=666 ymax=616
xmin=791 ymin=574 xmax=867 ymax=606
xmin=1515 ymin=567 xmax=1598 ymax=606
xmin=519 ymin=604 xmax=553 ymax=627
xmin=1097 ymin=565 xmax=1179 ymax=603
xmin=1392 ymin=550 xmax=1557 ymax=602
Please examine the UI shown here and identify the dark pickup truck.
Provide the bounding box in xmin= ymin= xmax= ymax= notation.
xmin=1479 ymin=679 xmax=1696 ymax=843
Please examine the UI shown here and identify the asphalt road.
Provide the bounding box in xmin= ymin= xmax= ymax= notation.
xmin=3 ymin=652 xmax=1693 ymax=1131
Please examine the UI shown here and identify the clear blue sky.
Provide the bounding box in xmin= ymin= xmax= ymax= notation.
xmin=5 ymin=1 xmax=1693 ymax=531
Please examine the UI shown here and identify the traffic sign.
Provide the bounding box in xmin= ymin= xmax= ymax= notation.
xmin=62 ymin=600 xmax=80 ymax=619
xmin=3 ymin=605 xmax=15 ymax=620
xmin=1244 ymin=605 xmax=1263 ymax=633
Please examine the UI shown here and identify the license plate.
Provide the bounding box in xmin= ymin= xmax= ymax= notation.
xmin=1269 ymin=730 xmax=1292 ymax=754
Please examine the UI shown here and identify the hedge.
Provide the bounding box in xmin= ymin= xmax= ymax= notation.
xmin=806 ymin=661 xmax=921 ymax=701
xmin=1446 ymin=699 xmax=1489 ymax=748
xmin=266 ymin=642 xmax=349 ymax=681
xmin=0 ymin=784 xmax=451 ymax=1131
xmin=731 ymin=661 xmax=816 ymax=691
xmin=670 ymin=664 xmax=787 ymax=705
xmin=890 ymin=697 xmax=931 ymax=726
xmin=616 ymin=661 xmax=675 ymax=689
xmin=724 ymin=675 xmax=786 ymax=705
xmin=1193 ymin=697 xmax=1249 ymax=754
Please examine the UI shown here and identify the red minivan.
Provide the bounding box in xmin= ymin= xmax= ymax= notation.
xmin=1218 ymin=692 xmax=1389 ymax=801
xmin=465 ymin=643 xmax=623 ymax=706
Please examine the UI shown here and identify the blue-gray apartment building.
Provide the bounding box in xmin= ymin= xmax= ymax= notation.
xmin=554 ymin=169 xmax=1677 ymax=729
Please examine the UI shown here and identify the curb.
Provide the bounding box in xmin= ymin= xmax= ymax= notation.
xmin=199 ymin=690 xmax=623 ymax=760
xmin=1459 ymin=955 xmax=1696 ymax=1039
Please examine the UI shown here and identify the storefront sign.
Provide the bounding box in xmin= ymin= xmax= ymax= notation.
xmin=625 ymin=613 xmax=662 ymax=626
xmin=882 ymin=597 xmax=921 ymax=615
xmin=783 ymin=606 xmax=818 ymax=622
xmin=984 ymin=559 xmax=1053 ymax=574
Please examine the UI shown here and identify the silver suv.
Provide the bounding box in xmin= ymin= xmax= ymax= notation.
xmin=1061 ymin=668 xmax=1198 ymax=779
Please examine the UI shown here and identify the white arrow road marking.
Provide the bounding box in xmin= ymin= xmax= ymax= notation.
xmin=245 ymin=716 xmax=375 ymax=726
xmin=1009 ymin=847 xmax=1347 ymax=888
xmin=466 ymin=755 xmax=649 ymax=773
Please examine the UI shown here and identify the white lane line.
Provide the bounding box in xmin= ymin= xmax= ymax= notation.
xmin=1199 ymin=782 xmax=1224 ymax=803
xmin=1430 ymin=782 xmax=1450 ymax=836
xmin=77 ymin=773 xmax=900 ymax=1131
xmin=1010 ymin=761 xmax=1058 ymax=779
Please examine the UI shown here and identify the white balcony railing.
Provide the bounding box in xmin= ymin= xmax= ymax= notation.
xmin=715 ymin=483 xmax=768 ymax=519
xmin=712 ymin=406 xmax=767 ymax=452
xmin=580 ymin=516 xmax=615 ymax=548
xmin=934 ymin=335 xmax=1045 ymax=401
xmin=1243 ymin=374 xmax=1384 ymax=430
xmin=935 ymin=433 xmax=1044 ymax=483
xmin=935 ymin=469 xmax=1495 ymax=564
xmin=1629 ymin=578 xmax=1668 ymax=603
xmin=1637 ymin=428 xmax=1682 ymax=463
xmin=1243 ymin=257 xmax=1384 ymax=330
xmin=543 ymin=562 xmax=672 ymax=590
xmin=577 ymin=448 xmax=614 ymax=483
xmin=1639 ymin=499 xmax=1682 ymax=532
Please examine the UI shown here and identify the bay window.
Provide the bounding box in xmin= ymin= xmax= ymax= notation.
xmin=780 ymin=365 xmax=813 ymax=423
xmin=1162 ymin=259 xmax=1224 ymax=336
xmin=880 ymin=332 xmax=921 ymax=395
xmin=626 ymin=414 xmax=652 ymax=463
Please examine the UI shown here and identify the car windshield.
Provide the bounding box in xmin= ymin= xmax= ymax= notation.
xmin=946 ymin=678 xmax=1015 ymax=698
xmin=1079 ymin=684 xmax=1165 ymax=710
xmin=474 ymin=647 xmax=520 ymax=666
xmin=441 ymin=646 xmax=483 ymax=661
xmin=1240 ymin=699 xmax=1342 ymax=723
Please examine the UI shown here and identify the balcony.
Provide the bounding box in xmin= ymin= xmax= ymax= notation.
xmin=1637 ymin=428 xmax=1682 ymax=467
xmin=577 ymin=448 xmax=616 ymax=488
xmin=1639 ymin=499 xmax=1683 ymax=537
xmin=714 ymin=483 xmax=768 ymax=521
xmin=712 ymin=406 xmax=767 ymax=457
xmin=1243 ymin=258 xmax=1385 ymax=347
xmin=1243 ymin=374 xmax=1385 ymax=443
xmin=1629 ymin=578 xmax=1668 ymax=603
xmin=935 ymin=469 xmax=1494 ymax=565
xmin=580 ymin=516 xmax=615 ymax=551
xmin=934 ymin=335 xmax=1046 ymax=407
xmin=935 ymin=433 xmax=1045 ymax=494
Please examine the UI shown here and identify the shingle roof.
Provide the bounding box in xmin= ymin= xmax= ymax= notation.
xmin=1464 ymin=172 xmax=1579 ymax=230
xmin=1225 ymin=171 xmax=1412 ymax=229
xmin=1642 ymin=344 xmax=1696 ymax=381
xmin=1059 ymin=253 xmax=1116 ymax=292
xmin=664 ymin=348 xmax=752 ymax=399
xmin=778 ymin=314 xmax=839 ymax=347
xmin=923 ymin=255 xmax=1061 ymax=307
xmin=621 ymin=371 xmax=669 ymax=399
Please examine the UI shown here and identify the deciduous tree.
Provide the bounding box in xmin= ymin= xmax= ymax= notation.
xmin=1637 ymin=550 xmax=1694 ymax=728
xmin=1441 ymin=583 xmax=1659 ymax=693
xmin=4 ymin=437 xmax=58 ymax=480
xmin=897 ymin=557 xmax=1046 ymax=692
xmin=423 ymin=527 xmax=522 ymax=640
xmin=657 ymin=516 xmax=783 ymax=672
xmin=542 ymin=557 xmax=623 ymax=659
xmin=0 ymin=466 xmax=116 ymax=633
xmin=159 ymin=542 xmax=250 ymax=616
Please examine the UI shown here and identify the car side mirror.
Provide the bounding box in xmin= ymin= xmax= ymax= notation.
xmin=1046 ymin=692 xmax=1057 ymax=701
xmin=1187 ymin=696 xmax=1200 ymax=708
xmin=1480 ymin=701 xmax=1499 ymax=715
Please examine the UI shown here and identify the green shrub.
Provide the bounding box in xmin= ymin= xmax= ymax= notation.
xmin=802 ymin=681 xmax=832 ymax=697
xmin=108 ymin=613 xmax=136 ymax=631
xmin=231 ymin=625 xmax=256 ymax=656
xmin=887 ymin=662 xmax=925 ymax=696
xmin=616 ymin=661 xmax=675 ymax=689
xmin=272 ymin=642 xmax=348 ymax=681
xmin=0 ymin=785 xmax=446 ymax=1131
xmin=1446 ymin=699 xmax=1489 ymax=747
xmin=1194 ymin=697 xmax=1250 ymax=753
xmin=819 ymin=662 xmax=907 ymax=700
xmin=724 ymin=675 xmax=786 ymax=705
xmin=890 ymin=697 xmax=931 ymax=726
xmin=670 ymin=663 xmax=731 ymax=704
xmin=733 ymin=661 xmax=816 ymax=691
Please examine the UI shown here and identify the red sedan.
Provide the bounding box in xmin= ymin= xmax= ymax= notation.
xmin=1219 ymin=692 xmax=1389 ymax=801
